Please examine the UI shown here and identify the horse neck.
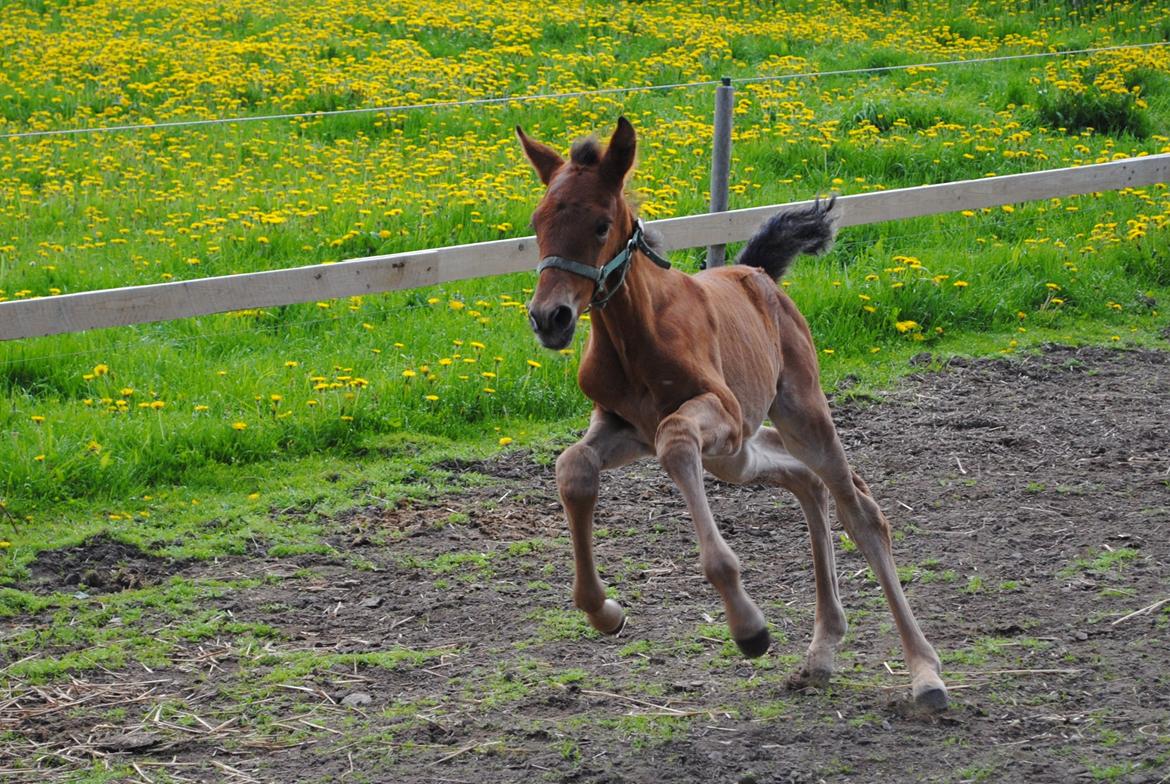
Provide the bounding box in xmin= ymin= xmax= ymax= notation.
xmin=590 ymin=208 xmax=669 ymax=354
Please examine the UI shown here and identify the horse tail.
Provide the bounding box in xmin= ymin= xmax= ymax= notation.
xmin=735 ymin=196 xmax=839 ymax=281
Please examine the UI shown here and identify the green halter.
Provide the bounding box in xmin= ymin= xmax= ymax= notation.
xmin=536 ymin=219 xmax=672 ymax=309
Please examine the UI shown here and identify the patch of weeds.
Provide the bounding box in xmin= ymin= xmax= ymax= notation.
xmin=402 ymin=550 xmax=494 ymax=580
xmin=526 ymin=607 xmax=599 ymax=643
xmin=258 ymin=647 xmax=444 ymax=683
xmin=1060 ymin=547 xmax=1140 ymax=578
xmin=0 ymin=587 xmax=54 ymax=617
xmin=1025 ymin=481 xmax=1046 ymax=493
xmin=505 ymin=539 xmax=545 ymax=557
xmin=598 ymin=714 xmax=694 ymax=749
xmin=525 ymin=579 xmax=552 ymax=591
xmin=964 ymin=575 xmax=984 ymax=593
xmin=839 ymin=532 xmax=857 ymax=553
xmin=953 ymin=765 xmax=996 ymax=782
xmin=943 ymin=636 xmax=1049 ymax=667
xmin=1085 ymin=761 xmax=1137 ymax=781
xmin=619 ymin=639 xmax=655 ymax=657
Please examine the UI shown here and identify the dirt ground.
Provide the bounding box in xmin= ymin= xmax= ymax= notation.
xmin=4 ymin=345 xmax=1169 ymax=783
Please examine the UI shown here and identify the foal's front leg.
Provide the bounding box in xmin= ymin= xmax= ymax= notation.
xmin=655 ymin=393 xmax=770 ymax=657
xmin=557 ymin=410 xmax=652 ymax=634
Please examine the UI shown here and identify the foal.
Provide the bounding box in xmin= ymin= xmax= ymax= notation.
xmin=518 ymin=117 xmax=948 ymax=710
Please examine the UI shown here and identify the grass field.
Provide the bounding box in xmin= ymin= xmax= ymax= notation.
xmin=2 ymin=2 xmax=1170 ymax=781
xmin=2 ymin=0 xmax=1170 ymax=562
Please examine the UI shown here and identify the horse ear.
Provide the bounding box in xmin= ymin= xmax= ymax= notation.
xmin=599 ymin=116 xmax=636 ymax=188
xmin=516 ymin=126 xmax=564 ymax=186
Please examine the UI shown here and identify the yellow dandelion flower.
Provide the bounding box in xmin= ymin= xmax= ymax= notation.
xmin=150 ymin=401 xmax=165 ymax=410
xmin=527 ymin=359 xmax=542 ymax=368
xmin=953 ymin=280 xmax=969 ymax=288
xmin=232 ymin=422 xmax=247 ymax=431
xmin=284 ymin=361 xmax=299 ymax=368
xmin=30 ymin=415 xmax=45 ymax=424
xmin=894 ymin=320 xmax=920 ymax=333
xmin=425 ymin=394 xmax=439 ymax=401
xmin=499 ymin=436 xmax=513 ymax=446
xmin=402 ymin=369 xmax=417 ymax=378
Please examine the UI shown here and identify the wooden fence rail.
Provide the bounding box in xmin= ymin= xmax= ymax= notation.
xmin=2 ymin=153 xmax=1168 ymax=342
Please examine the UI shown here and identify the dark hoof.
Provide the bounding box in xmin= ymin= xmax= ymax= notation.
xmin=588 ymin=599 xmax=626 ymax=636
xmin=786 ymin=667 xmax=831 ymax=692
xmin=913 ymin=686 xmax=949 ymax=712
xmin=734 ymin=628 xmax=771 ymax=659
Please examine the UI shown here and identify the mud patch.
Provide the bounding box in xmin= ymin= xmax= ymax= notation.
xmin=4 ymin=346 xmax=1170 ymax=783
xmin=24 ymin=534 xmax=180 ymax=594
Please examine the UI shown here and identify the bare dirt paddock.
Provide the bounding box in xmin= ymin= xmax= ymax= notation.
xmin=5 ymin=345 xmax=1170 ymax=783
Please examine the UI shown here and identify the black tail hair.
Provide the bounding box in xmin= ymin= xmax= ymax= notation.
xmin=735 ymin=196 xmax=839 ymax=281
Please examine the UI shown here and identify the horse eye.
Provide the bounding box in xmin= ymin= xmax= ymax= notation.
xmin=595 ymin=221 xmax=611 ymax=240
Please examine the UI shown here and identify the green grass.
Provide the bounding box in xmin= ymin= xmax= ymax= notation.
xmin=1 ymin=0 xmax=1169 ymax=564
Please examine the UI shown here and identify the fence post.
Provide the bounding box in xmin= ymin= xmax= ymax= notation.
xmin=706 ymin=77 xmax=734 ymax=268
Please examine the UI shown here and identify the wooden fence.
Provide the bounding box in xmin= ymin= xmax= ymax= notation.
xmin=1 ymin=153 xmax=1168 ymax=342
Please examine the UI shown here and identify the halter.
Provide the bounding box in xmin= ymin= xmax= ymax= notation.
xmin=536 ymin=218 xmax=672 ymax=309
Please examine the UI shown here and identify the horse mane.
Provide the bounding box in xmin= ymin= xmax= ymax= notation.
xmin=570 ymin=136 xmax=601 ymax=166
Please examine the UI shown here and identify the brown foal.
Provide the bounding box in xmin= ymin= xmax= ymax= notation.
xmin=517 ymin=117 xmax=948 ymax=710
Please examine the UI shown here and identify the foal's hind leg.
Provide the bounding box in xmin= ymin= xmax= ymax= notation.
xmin=557 ymin=409 xmax=652 ymax=634
xmin=771 ymin=388 xmax=948 ymax=710
xmin=706 ymin=427 xmax=847 ymax=687
xmin=656 ymin=393 xmax=770 ymax=657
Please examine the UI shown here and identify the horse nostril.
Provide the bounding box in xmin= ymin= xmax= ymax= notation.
xmin=551 ymin=305 xmax=573 ymax=331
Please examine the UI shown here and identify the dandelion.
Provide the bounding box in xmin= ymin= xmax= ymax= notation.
xmin=449 ymin=300 xmax=465 ymax=310
xmin=150 ymin=401 xmax=165 ymax=410
xmin=30 ymin=415 xmax=45 ymax=424
xmin=86 ymin=441 xmax=102 ymax=452
xmin=284 ymin=361 xmax=299 ymax=368
xmin=499 ymin=436 xmax=513 ymax=446
xmin=270 ymin=394 xmax=283 ymax=403
xmin=402 ymin=369 xmax=417 ymax=378
xmin=482 ymin=387 xmax=496 ymax=394
xmin=232 ymin=422 xmax=247 ymax=431
xmin=894 ymin=320 xmax=920 ymax=333
xmin=306 ymin=399 xmax=318 ymax=407
xmin=425 ymin=394 xmax=439 ymax=401
xmin=526 ymin=359 xmax=542 ymax=369
xmin=952 ymin=280 xmax=969 ymax=288
xmin=34 ymin=454 xmax=45 ymax=462
xmin=93 ymin=364 xmax=109 ymax=376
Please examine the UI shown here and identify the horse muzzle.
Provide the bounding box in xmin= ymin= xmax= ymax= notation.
xmin=527 ymin=302 xmax=577 ymax=350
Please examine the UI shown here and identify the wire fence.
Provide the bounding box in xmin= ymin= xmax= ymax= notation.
xmin=0 ymin=202 xmax=1123 ymax=370
xmin=1 ymin=41 xmax=1166 ymax=142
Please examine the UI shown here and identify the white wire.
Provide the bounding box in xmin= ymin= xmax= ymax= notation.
xmin=1 ymin=41 xmax=1166 ymax=142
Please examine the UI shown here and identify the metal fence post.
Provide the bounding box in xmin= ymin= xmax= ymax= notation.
xmin=706 ymin=77 xmax=734 ymax=268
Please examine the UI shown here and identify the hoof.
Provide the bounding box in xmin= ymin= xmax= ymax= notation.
xmin=786 ymin=666 xmax=831 ymax=692
xmin=587 ymin=599 xmax=626 ymax=636
xmin=734 ymin=627 xmax=771 ymax=659
xmin=912 ymin=684 xmax=949 ymax=712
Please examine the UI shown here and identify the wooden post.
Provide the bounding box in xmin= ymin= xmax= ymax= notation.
xmin=706 ymin=78 xmax=734 ymax=268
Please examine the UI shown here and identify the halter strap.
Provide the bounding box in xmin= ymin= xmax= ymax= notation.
xmin=536 ymin=219 xmax=671 ymax=309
